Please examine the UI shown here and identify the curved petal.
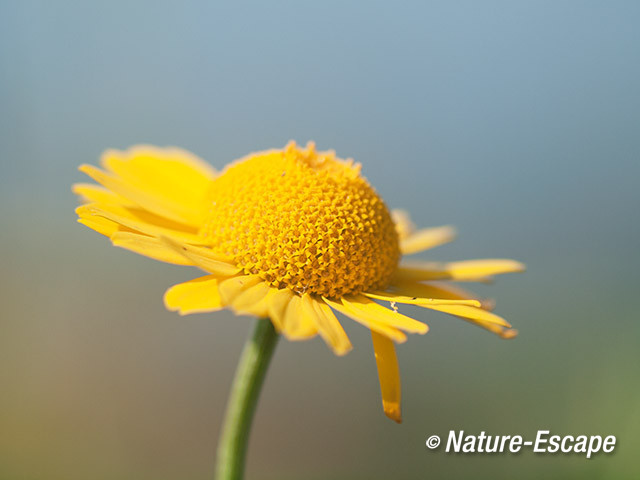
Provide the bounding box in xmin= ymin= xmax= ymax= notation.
xmin=73 ymin=183 xmax=134 ymax=207
xmin=79 ymin=157 xmax=212 ymax=227
xmin=111 ymin=232 xmax=193 ymax=265
xmin=322 ymin=297 xmax=407 ymax=343
xmin=164 ymin=275 xmax=223 ymax=315
xmin=100 ymin=146 xmax=217 ymax=226
xmin=307 ymin=295 xmax=352 ymax=356
xmin=389 ymin=280 xmax=495 ymax=311
xmin=228 ymin=280 xmax=273 ymax=318
xmin=217 ymin=275 xmax=264 ymax=307
xmin=159 ymin=236 xmax=240 ymax=277
xmin=76 ymin=203 xmax=201 ymax=244
xmin=363 ymin=290 xmax=481 ymax=307
xmin=400 ymin=225 xmax=456 ymax=255
xmin=77 ymin=216 xmax=123 ymax=238
xmin=282 ymin=294 xmax=317 ymax=340
xmin=267 ymin=288 xmax=294 ymax=332
xmin=396 ymin=259 xmax=526 ymax=282
xmin=391 ymin=209 xmax=415 ymax=241
xmin=422 ymin=304 xmax=511 ymax=328
xmin=391 ymin=283 xmax=517 ymax=337
xmin=470 ymin=322 xmax=518 ymax=339
xmin=371 ymin=331 xmax=402 ymax=423
xmin=342 ymin=295 xmax=428 ymax=334
xmin=387 ymin=281 xmax=516 ymax=337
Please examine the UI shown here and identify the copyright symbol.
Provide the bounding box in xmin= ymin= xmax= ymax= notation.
xmin=426 ymin=435 xmax=441 ymax=449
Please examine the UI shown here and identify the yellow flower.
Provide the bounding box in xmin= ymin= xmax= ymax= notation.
xmin=74 ymin=141 xmax=524 ymax=423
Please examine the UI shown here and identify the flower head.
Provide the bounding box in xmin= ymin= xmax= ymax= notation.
xmin=74 ymin=141 xmax=524 ymax=422
xmin=201 ymin=142 xmax=400 ymax=297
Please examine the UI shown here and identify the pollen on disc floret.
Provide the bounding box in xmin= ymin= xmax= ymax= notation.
xmin=200 ymin=142 xmax=400 ymax=298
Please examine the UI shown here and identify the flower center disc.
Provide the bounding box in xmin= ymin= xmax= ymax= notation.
xmin=201 ymin=142 xmax=400 ymax=298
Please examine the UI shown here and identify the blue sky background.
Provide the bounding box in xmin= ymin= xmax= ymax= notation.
xmin=1 ymin=1 xmax=639 ymax=479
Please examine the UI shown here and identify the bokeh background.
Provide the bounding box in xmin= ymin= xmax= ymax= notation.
xmin=1 ymin=1 xmax=639 ymax=479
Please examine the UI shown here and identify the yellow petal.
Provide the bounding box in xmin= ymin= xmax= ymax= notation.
xmin=396 ymin=259 xmax=526 ymax=282
xmin=100 ymin=146 xmax=216 ymax=226
xmin=281 ymin=294 xmax=317 ymax=340
xmin=111 ymin=232 xmax=193 ymax=265
xmin=79 ymin=161 xmax=210 ymax=227
xmin=307 ymin=296 xmax=352 ymax=356
xmin=390 ymin=281 xmax=516 ymax=336
xmin=343 ymin=295 xmax=428 ymax=334
xmin=422 ymin=303 xmax=511 ymax=328
xmin=217 ymin=275 xmax=264 ymax=307
xmin=322 ymin=297 xmax=407 ymax=343
xmin=444 ymin=259 xmax=526 ymax=278
xmin=164 ymin=275 xmax=223 ymax=315
xmin=390 ymin=280 xmax=495 ymax=311
xmin=363 ymin=290 xmax=481 ymax=307
xmin=391 ymin=209 xmax=415 ymax=241
xmin=76 ymin=202 xmax=201 ymax=244
xmin=229 ymin=281 xmax=273 ymax=318
xmin=371 ymin=331 xmax=402 ymax=423
xmin=72 ymin=183 xmax=134 ymax=206
xmin=77 ymin=216 xmax=121 ymax=237
xmin=472 ymin=321 xmax=519 ymax=339
xmin=159 ymin=236 xmax=240 ymax=277
xmin=400 ymin=225 xmax=456 ymax=255
xmin=267 ymin=288 xmax=294 ymax=332
xmin=101 ymin=147 xmax=216 ymax=224
xmin=499 ymin=328 xmax=518 ymax=339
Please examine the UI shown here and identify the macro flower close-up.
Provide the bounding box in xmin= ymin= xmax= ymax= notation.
xmin=4 ymin=2 xmax=639 ymax=479
xmin=74 ymin=140 xmax=524 ymax=431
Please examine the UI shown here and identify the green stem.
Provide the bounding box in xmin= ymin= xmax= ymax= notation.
xmin=215 ymin=318 xmax=279 ymax=480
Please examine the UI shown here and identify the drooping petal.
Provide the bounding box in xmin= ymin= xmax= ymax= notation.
xmin=302 ymin=294 xmax=352 ymax=355
xmin=100 ymin=146 xmax=217 ymax=225
xmin=396 ymin=259 xmax=526 ymax=282
xmin=101 ymin=146 xmax=216 ymax=193
xmin=111 ymin=232 xmax=193 ymax=265
xmin=400 ymin=225 xmax=456 ymax=255
xmin=164 ymin=275 xmax=223 ymax=315
xmin=371 ymin=331 xmax=402 ymax=423
xmin=391 ymin=209 xmax=415 ymax=241
xmin=217 ymin=275 xmax=264 ymax=307
xmin=228 ymin=281 xmax=273 ymax=318
xmin=79 ymin=155 xmax=213 ymax=227
xmin=72 ymin=183 xmax=134 ymax=207
xmin=159 ymin=236 xmax=241 ymax=277
xmin=77 ymin=216 xmax=122 ymax=238
xmin=421 ymin=304 xmax=512 ymax=328
xmin=363 ymin=290 xmax=481 ymax=307
xmin=267 ymin=288 xmax=294 ymax=332
xmin=281 ymin=294 xmax=317 ymax=340
xmin=468 ymin=321 xmax=519 ymax=339
xmin=390 ymin=280 xmax=495 ymax=311
xmin=342 ymin=295 xmax=428 ymax=335
xmin=389 ymin=280 xmax=515 ymax=337
xmin=76 ymin=203 xmax=201 ymax=244
xmin=322 ymin=297 xmax=408 ymax=343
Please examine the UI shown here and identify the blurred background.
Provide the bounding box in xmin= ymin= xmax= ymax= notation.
xmin=1 ymin=1 xmax=639 ymax=479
